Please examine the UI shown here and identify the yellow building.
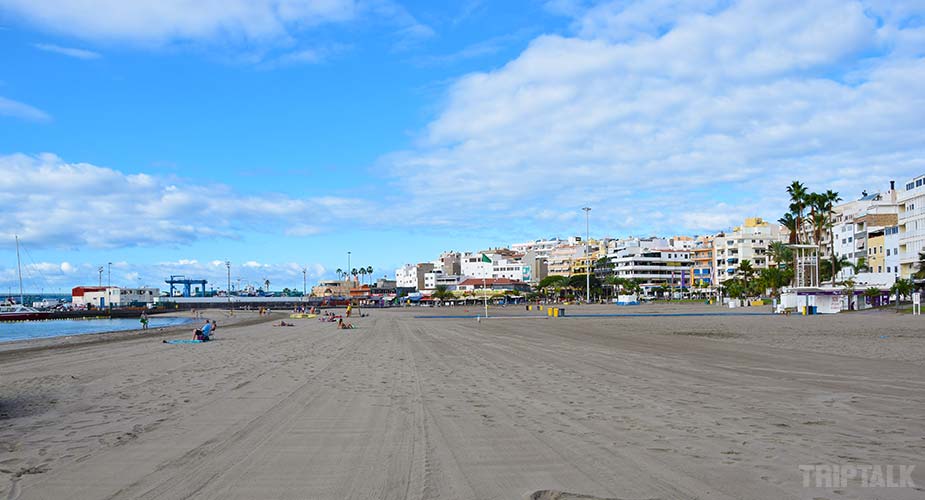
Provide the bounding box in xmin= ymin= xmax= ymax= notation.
xmin=867 ymin=231 xmax=885 ymax=273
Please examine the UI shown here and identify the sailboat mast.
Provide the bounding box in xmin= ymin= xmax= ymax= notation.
xmin=16 ymin=235 xmax=24 ymax=305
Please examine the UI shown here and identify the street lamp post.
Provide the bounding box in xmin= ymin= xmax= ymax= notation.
xmin=98 ymin=266 xmax=103 ymax=287
xmin=302 ymin=267 xmax=307 ymax=296
xmin=582 ymin=207 xmax=591 ymax=304
xmin=107 ymin=262 xmax=112 ymax=312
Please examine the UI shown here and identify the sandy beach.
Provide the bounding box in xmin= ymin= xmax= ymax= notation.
xmin=1 ymin=304 xmax=923 ymax=499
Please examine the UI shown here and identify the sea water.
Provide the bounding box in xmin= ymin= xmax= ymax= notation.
xmin=0 ymin=317 xmax=193 ymax=343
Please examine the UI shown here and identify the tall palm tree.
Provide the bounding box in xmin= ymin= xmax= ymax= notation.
xmin=366 ymin=266 xmax=374 ymax=285
xmin=737 ymin=260 xmax=755 ymax=296
xmin=821 ymin=190 xmax=841 ymax=284
xmin=264 ymin=279 xmax=271 ymax=293
xmin=359 ymin=267 xmax=367 ymax=285
xmin=335 ymin=268 xmax=343 ymax=281
xmin=787 ymin=181 xmax=808 ymax=244
xmin=351 ymin=268 xmax=358 ymax=285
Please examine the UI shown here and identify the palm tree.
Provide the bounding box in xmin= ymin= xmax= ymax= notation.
xmin=359 ymin=267 xmax=367 ymax=285
xmin=915 ymin=250 xmax=925 ymax=280
xmin=768 ymin=241 xmax=792 ymax=270
xmin=890 ymin=278 xmax=914 ymax=311
xmin=366 ymin=266 xmax=373 ymax=285
xmin=851 ymin=257 xmax=868 ymax=275
xmin=822 ymin=190 xmax=841 ymax=284
xmin=786 ymin=181 xmax=808 ymax=244
xmin=351 ymin=268 xmax=358 ymax=285
xmin=863 ymin=287 xmax=881 ymax=307
xmin=264 ymin=279 xmax=271 ymax=293
xmin=604 ymin=275 xmax=623 ymax=298
xmin=335 ymin=268 xmax=343 ymax=281
xmin=758 ymin=267 xmax=791 ymax=298
xmin=842 ymin=278 xmax=856 ymax=310
xmin=433 ymin=285 xmax=452 ymax=302
xmin=737 ymin=259 xmax=755 ymax=297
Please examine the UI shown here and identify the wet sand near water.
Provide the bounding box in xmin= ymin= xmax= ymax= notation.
xmin=1 ymin=305 xmax=923 ymax=499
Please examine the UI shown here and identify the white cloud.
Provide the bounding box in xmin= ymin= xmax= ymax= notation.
xmin=0 ymin=96 xmax=51 ymax=122
xmin=386 ymin=0 xmax=925 ymax=235
xmin=1 ymin=0 xmax=432 ymax=58
xmin=0 ymin=153 xmax=384 ymax=248
xmin=33 ymin=43 xmax=101 ymax=59
xmin=0 ymin=0 xmax=357 ymax=44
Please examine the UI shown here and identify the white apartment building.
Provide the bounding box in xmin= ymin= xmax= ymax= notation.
xmin=829 ymin=187 xmax=898 ymax=279
xmin=423 ymin=270 xmax=465 ymax=290
xmin=460 ymin=253 xmax=531 ymax=281
xmin=898 ymin=174 xmax=925 ymax=278
xmin=713 ymin=218 xmax=784 ymax=285
xmin=510 ymin=238 xmax=568 ymax=259
xmin=547 ymin=245 xmax=585 ymax=276
xmin=609 ymin=248 xmax=693 ymax=290
xmin=395 ymin=263 xmax=434 ymax=291
xmin=72 ymin=286 xmax=160 ymax=308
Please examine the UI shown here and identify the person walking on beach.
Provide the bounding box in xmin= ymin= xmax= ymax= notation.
xmin=140 ymin=311 xmax=149 ymax=330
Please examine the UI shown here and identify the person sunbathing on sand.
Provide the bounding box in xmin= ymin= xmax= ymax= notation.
xmin=337 ymin=318 xmax=354 ymax=330
xmin=274 ymin=320 xmax=294 ymax=327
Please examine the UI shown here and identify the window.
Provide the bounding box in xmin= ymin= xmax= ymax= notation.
xmin=849 ymin=237 xmax=853 ymax=242
xmin=886 ymin=267 xmax=891 ymax=273
xmin=918 ymin=179 xmax=923 ymax=187
xmin=907 ymin=182 xmax=915 ymax=190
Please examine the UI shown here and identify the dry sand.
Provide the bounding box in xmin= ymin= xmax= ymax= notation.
xmin=1 ymin=305 xmax=923 ymax=499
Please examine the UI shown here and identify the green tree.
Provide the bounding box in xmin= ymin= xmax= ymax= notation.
xmin=264 ymin=279 xmax=271 ymax=293
xmin=758 ymin=267 xmax=791 ymax=298
xmin=842 ymin=278 xmax=857 ymax=310
xmin=787 ymin=181 xmax=808 ymax=244
xmin=568 ymin=274 xmax=601 ymax=298
xmin=851 ymin=257 xmax=868 ymax=275
xmin=538 ymin=275 xmax=569 ymax=301
xmin=890 ymin=278 xmax=914 ymax=311
xmin=432 ymin=285 xmax=453 ymax=302
xmin=768 ymin=241 xmax=793 ymax=270
xmin=821 ymin=190 xmax=841 ymax=284
xmin=366 ymin=266 xmax=374 ymax=285
xmin=725 ymin=279 xmax=746 ymax=300
xmin=737 ymin=259 xmax=756 ymax=296
xmin=335 ymin=268 xmax=343 ymax=280
xmin=915 ymin=250 xmax=925 ymax=280
xmin=863 ymin=287 xmax=881 ymax=306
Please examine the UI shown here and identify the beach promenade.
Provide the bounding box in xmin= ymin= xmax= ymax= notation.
xmin=1 ymin=305 xmax=923 ymax=499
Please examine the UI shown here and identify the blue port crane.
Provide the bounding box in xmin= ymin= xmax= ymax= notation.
xmin=166 ymin=275 xmax=208 ymax=297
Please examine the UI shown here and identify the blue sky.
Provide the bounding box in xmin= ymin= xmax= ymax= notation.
xmin=1 ymin=0 xmax=924 ymax=293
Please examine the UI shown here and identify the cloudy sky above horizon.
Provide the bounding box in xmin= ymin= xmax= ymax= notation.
xmin=1 ymin=0 xmax=924 ymax=292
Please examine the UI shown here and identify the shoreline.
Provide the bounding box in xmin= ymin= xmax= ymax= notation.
xmin=0 ymin=309 xmax=284 ymax=358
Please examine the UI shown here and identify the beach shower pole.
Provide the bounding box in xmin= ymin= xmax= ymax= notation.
xmin=583 ymin=207 xmax=591 ymax=304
